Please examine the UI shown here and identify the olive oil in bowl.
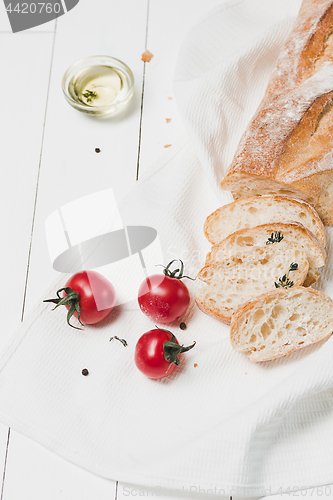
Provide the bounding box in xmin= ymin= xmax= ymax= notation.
xmin=62 ymin=56 xmax=134 ymax=116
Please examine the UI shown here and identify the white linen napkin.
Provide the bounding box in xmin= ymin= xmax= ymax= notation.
xmin=1 ymin=0 xmax=333 ymax=497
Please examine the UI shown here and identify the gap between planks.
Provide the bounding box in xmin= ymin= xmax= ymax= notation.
xmin=136 ymin=0 xmax=150 ymax=181
xmin=20 ymin=20 xmax=58 ymax=323
xmin=0 ymin=429 xmax=10 ymax=500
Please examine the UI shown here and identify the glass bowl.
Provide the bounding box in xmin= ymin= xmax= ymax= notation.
xmin=62 ymin=55 xmax=134 ymax=117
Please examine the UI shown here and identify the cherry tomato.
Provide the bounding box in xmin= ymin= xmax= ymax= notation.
xmin=44 ymin=270 xmax=116 ymax=328
xmin=138 ymin=260 xmax=192 ymax=323
xmin=134 ymin=328 xmax=195 ymax=379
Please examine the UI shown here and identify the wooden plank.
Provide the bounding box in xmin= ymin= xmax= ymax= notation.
xmin=0 ymin=424 xmax=10 ymax=498
xmin=0 ymin=21 xmax=57 ymax=500
xmin=138 ymin=0 xmax=223 ymax=177
xmin=2 ymin=430 xmax=115 ymax=500
xmin=0 ymin=32 xmax=55 ymax=347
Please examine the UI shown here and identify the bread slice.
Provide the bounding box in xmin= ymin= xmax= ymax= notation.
xmin=230 ymin=287 xmax=333 ymax=362
xmin=204 ymin=195 xmax=326 ymax=247
xmin=195 ymin=242 xmax=309 ymax=324
xmin=205 ymin=222 xmax=326 ymax=287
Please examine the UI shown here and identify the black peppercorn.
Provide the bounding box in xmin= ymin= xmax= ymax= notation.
xmin=179 ymin=322 xmax=187 ymax=330
xmin=82 ymin=368 xmax=89 ymax=376
xmin=95 ymin=148 xmax=101 ymax=153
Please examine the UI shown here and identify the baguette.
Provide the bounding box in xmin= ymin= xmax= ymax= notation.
xmin=220 ymin=1 xmax=333 ymax=224
xmin=204 ymin=195 xmax=326 ymax=247
xmin=195 ymin=242 xmax=308 ymax=324
xmin=205 ymin=221 xmax=325 ymax=287
xmin=230 ymin=287 xmax=333 ymax=362
xmin=264 ymin=0 xmax=333 ymax=98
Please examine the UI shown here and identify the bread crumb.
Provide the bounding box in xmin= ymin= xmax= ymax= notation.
xmin=194 ymin=363 xmax=198 ymax=368
xmin=165 ymin=118 xmax=171 ymax=123
xmin=141 ymin=50 xmax=153 ymax=62
xmin=164 ymin=144 xmax=172 ymax=148
xmin=245 ymin=372 xmax=247 ymax=375
xmin=168 ymin=97 xmax=173 ymax=100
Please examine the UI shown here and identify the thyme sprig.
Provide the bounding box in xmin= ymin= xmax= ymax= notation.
xmin=266 ymin=231 xmax=284 ymax=245
xmin=82 ymin=89 xmax=97 ymax=103
xmin=274 ymin=262 xmax=298 ymax=289
xmin=109 ymin=336 xmax=128 ymax=347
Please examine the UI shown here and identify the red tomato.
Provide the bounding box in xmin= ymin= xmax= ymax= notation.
xmin=138 ymin=260 xmax=191 ymax=323
xmin=134 ymin=328 xmax=195 ymax=379
xmin=44 ymin=270 xmax=116 ymax=328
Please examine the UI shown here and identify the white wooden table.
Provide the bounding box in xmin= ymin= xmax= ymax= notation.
xmin=1 ymin=1 xmax=333 ymax=499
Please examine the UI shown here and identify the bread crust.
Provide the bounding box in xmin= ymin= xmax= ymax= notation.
xmin=264 ymin=0 xmax=333 ymax=98
xmin=194 ymin=293 xmax=231 ymax=325
xmin=220 ymin=1 xmax=333 ymax=224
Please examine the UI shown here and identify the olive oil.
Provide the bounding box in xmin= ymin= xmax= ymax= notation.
xmin=68 ymin=65 xmax=129 ymax=108
xmin=63 ymin=56 xmax=134 ymax=116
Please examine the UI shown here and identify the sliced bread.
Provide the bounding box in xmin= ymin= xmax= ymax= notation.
xmin=230 ymin=287 xmax=333 ymax=362
xmin=195 ymin=241 xmax=309 ymax=324
xmin=205 ymin=222 xmax=326 ymax=287
xmin=204 ymin=195 xmax=326 ymax=247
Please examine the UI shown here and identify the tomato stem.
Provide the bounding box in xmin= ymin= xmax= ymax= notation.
xmin=43 ymin=287 xmax=84 ymax=330
xmin=157 ymin=260 xmax=195 ymax=281
xmin=157 ymin=327 xmax=196 ymax=367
